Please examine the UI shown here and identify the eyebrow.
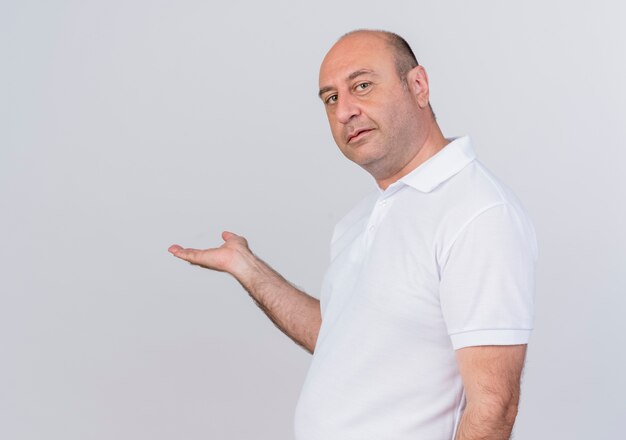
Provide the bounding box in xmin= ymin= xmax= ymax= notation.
xmin=348 ymin=69 xmax=374 ymax=80
xmin=318 ymin=69 xmax=376 ymax=98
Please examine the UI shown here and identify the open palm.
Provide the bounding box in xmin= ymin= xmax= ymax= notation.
xmin=168 ymin=231 xmax=251 ymax=275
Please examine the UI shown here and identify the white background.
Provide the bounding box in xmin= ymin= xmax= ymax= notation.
xmin=2 ymin=1 xmax=624 ymax=438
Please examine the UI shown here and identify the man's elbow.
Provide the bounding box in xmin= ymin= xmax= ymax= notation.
xmin=495 ymin=400 xmax=519 ymax=428
xmin=469 ymin=395 xmax=520 ymax=428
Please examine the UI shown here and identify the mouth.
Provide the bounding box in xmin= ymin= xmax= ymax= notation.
xmin=347 ymin=128 xmax=374 ymax=144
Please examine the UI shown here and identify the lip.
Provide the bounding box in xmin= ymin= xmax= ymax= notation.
xmin=347 ymin=128 xmax=374 ymax=143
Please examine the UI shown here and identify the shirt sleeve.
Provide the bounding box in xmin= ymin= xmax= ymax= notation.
xmin=439 ymin=202 xmax=537 ymax=350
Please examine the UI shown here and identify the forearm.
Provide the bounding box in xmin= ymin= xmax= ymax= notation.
xmin=454 ymin=402 xmax=518 ymax=440
xmin=234 ymin=251 xmax=321 ymax=354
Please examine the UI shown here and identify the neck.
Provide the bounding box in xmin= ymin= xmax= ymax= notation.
xmin=376 ymin=122 xmax=449 ymax=191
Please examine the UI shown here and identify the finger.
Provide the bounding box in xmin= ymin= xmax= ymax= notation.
xmin=222 ymin=231 xmax=249 ymax=249
xmin=221 ymin=230 xmax=237 ymax=241
xmin=168 ymin=244 xmax=184 ymax=254
xmin=168 ymin=245 xmax=203 ymax=264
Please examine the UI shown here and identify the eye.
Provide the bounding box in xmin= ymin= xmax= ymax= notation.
xmin=325 ymin=94 xmax=338 ymax=104
xmin=355 ymin=82 xmax=371 ymax=91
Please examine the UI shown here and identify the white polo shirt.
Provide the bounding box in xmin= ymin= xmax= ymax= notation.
xmin=294 ymin=136 xmax=537 ymax=440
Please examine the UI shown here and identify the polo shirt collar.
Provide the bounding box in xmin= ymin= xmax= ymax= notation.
xmin=382 ymin=136 xmax=476 ymax=194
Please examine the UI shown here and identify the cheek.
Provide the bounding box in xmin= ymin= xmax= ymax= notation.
xmin=327 ymin=119 xmax=345 ymax=145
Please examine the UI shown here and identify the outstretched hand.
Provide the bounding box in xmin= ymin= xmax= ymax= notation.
xmin=168 ymin=231 xmax=252 ymax=276
xmin=170 ymin=229 xmax=321 ymax=353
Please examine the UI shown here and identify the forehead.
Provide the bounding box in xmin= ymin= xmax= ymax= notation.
xmin=319 ymin=33 xmax=396 ymax=86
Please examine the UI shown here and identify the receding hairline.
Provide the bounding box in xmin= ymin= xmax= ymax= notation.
xmin=337 ymin=29 xmax=419 ymax=78
xmin=330 ymin=29 xmax=436 ymax=118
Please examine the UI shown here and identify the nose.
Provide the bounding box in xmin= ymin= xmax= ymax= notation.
xmin=335 ymin=93 xmax=361 ymax=124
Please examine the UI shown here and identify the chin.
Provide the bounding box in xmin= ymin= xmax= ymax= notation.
xmin=350 ymin=153 xmax=387 ymax=173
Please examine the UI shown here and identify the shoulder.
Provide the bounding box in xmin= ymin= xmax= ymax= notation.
xmin=432 ymin=160 xmax=537 ymax=262
xmin=434 ymin=158 xmax=532 ymax=223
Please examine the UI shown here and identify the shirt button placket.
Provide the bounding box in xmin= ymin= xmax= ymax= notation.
xmin=364 ymin=197 xmax=386 ymax=250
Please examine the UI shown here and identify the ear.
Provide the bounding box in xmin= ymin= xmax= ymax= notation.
xmin=406 ymin=65 xmax=430 ymax=109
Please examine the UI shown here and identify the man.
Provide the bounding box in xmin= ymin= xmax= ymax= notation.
xmin=168 ymin=30 xmax=536 ymax=440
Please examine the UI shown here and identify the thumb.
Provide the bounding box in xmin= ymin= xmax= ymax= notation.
xmin=221 ymin=230 xmax=249 ymax=248
xmin=221 ymin=230 xmax=238 ymax=241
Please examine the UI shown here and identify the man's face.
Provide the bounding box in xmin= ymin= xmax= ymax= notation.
xmin=318 ymin=33 xmax=422 ymax=179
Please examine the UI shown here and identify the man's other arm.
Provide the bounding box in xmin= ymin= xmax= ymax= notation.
xmin=454 ymin=344 xmax=527 ymax=440
xmin=168 ymin=231 xmax=321 ymax=354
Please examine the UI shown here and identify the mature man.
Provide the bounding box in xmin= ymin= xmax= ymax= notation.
xmin=169 ymin=30 xmax=536 ymax=440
